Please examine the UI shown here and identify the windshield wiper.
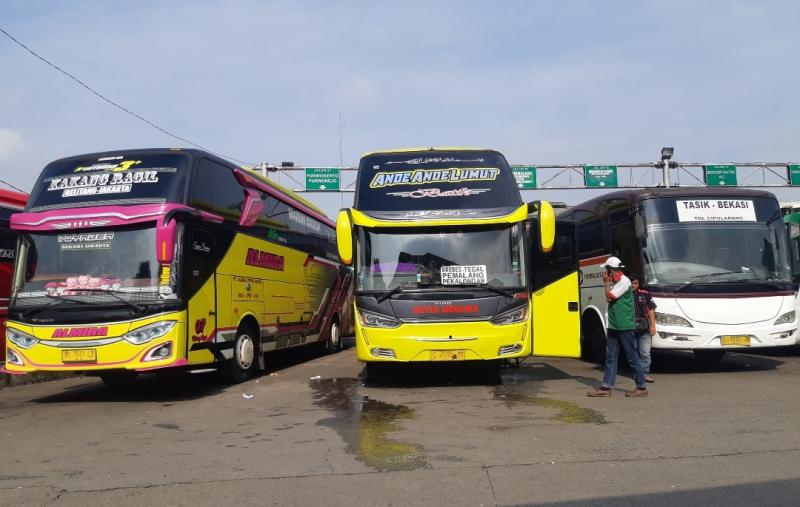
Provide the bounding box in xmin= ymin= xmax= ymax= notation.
xmin=19 ymin=294 xmax=93 ymax=318
xmin=68 ymin=289 xmax=146 ymax=314
xmin=476 ymin=283 xmax=515 ymax=298
xmin=375 ymin=282 xmax=416 ymax=304
xmin=691 ymin=270 xmax=745 ymax=280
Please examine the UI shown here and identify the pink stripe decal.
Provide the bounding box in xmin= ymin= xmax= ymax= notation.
xmin=0 ymin=367 xmax=26 ymax=375
xmin=11 ymin=203 xmax=188 ymax=231
xmin=135 ymin=358 xmax=189 ymax=372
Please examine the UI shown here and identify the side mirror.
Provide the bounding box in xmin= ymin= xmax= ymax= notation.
xmin=239 ymin=189 xmax=265 ymax=227
xmin=336 ymin=209 xmax=353 ymax=266
xmin=634 ymin=210 xmax=647 ymax=240
xmin=538 ymin=201 xmax=555 ymax=253
xmin=527 ymin=201 xmax=555 ymax=253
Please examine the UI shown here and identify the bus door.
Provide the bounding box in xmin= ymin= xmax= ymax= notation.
xmin=529 ymin=220 xmax=581 ymax=358
xmin=185 ymin=226 xmax=218 ymax=365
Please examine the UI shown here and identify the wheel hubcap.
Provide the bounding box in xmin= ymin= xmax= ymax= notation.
xmin=237 ymin=334 xmax=254 ymax=369
xmin=330 ymin=323 xmax=340 ymax=347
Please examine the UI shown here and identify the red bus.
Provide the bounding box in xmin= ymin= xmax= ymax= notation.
xmin=0 ymin=188 xmax=28 ymax=361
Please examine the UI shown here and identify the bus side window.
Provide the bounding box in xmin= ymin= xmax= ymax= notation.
xmin=610 ymin=223 xmax=641 ymax=277
xmin=574 ymin=211 xmax=604 ymax=259
xmin=191 ymin=159 xmax=245 ymax=220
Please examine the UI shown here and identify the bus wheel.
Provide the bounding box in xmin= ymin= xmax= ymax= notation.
xmin=583 ymin=323 xmax=606 ymax=363
xmin=325 ymin=317 xmax=342 ymax=353
xmin=100 ymin=371 xmax=138 ymax=388
xmin=694 ymin=349 xmax=725 ymax=365
xmin=224 ymin=326 xmax=260 ymax=383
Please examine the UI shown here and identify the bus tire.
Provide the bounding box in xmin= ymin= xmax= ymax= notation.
xmin=582 ymin=319 xmax=606 ymax=363
xmin=694 ymin=349 xmax=725 ymax=365
xmin=100 ymin=371 xmax=138 ymax=388
xmin=325 ymin=316 xmax=343 ymax=353
xmin=224 ymin=324 xmax=260 ymax=383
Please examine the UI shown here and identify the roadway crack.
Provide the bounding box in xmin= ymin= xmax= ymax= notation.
xmin=483 ymin=466 xmax=498 ymax=506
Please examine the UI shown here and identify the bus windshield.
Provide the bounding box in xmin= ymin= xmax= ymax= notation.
xmin=356 ymin=224 xmax=525 ymax=291
xmin=12 ymin=225 xmax=174 ymax=308
xmin=642 ymin=223 xmax=791 ymax=285
xmin=27 ymin=153 xmax=189 ymax=210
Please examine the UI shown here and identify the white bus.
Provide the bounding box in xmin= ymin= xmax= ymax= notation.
xmin=559 ymin=188 xmax=797 ymax=363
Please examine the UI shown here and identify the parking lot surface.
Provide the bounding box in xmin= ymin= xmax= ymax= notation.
xmin=1 ymin=343 xmax=799 ymax=506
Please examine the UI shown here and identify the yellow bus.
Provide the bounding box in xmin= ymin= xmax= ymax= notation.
xmin=335 ymin=147 xmax=580 ymax=373
xmin=3 ymin=148 xmax=352 ymax=384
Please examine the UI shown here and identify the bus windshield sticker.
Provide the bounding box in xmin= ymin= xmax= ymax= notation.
xmin=369 ymin=168 xmax=501 ymax=188
xmin=74 ymin=160 xmax=142 ymax=172
xmin=387 ymin=187 xmax=490 ymax=199
xmin=45 ymin=167 xmax=176 ymax=198
xmin=0 ymin=248 xmax=15 ymax=259
xmin=58 ymin=232 xmax=114 ymax=251
xmin=46 ymin=275 xmax=122 ymax=296
xmin=676 ymin=199 xmax=756 ymax=222
xmin=384 ymin=157 xmax=484 ymax=166
xmin=440 ymin=265 xmax=488 ymax=285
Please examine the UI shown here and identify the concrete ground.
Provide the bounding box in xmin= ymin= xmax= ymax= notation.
xmin=1 ymin=342 xmax=799 ymax=506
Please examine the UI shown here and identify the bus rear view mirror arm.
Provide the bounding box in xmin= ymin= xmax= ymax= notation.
xmin=239 ymin=189 xmax=265 ymax=227
xmin=162 ymin=207 xmax=224 ymax=226
xmin=157 ymin=207 xmax=224 ymax=263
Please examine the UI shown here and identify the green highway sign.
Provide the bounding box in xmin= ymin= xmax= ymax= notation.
xmin=584 ymin=165 xmax=618 ymax=188
xmin=788 ymin=165 xmax=800 ymax=186
xmin=305 ymin=167 xmax=340 ymax=191
xmin=704 ymin=164 xmax=737 ymax=187
xmin=511 ymin=166 xmax=537 ymax=189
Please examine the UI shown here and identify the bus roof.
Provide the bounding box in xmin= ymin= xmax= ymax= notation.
xmin=45 ymin=147 xmax=328 ymax=219
xmin=361 ymin=146 xmax=493 ymax=157
xmin=565 ymin=187 xmax=778 ymax=215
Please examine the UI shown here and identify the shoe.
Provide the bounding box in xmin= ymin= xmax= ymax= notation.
xmin=645 ymin=376 xmax=654 ymax=383
xmin=626 ymin=388 xmax=648 ymax=397
xmin=587 ymin=388 xmax=612 ymax=397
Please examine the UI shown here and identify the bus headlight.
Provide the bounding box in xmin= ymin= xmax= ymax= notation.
xmin=123 ymin=321 xmax=177 ymax=345
xmin=655 ymin=312 xmax=693 ymax=327
xmin=491 ymin=306 xmax=529 ymax=325
xmin=357 ymin=309 xmax=400 ymax=329
xmin=7 ymin=328 xmax=39 ymax=349
xmin=774 ymin=311 xmax=796 ymax=325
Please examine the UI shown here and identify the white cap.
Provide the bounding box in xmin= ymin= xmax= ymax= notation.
xmin=602 ymin=256 xmax=624 ymax=269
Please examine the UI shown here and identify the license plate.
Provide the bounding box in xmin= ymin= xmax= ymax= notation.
xmin=62 ymin=349 xmax=97 ymax=362
xmin=431 ymin=350 xmax=466 ymax=361
xmin=720 ymin=335 xmax=751 ymax=346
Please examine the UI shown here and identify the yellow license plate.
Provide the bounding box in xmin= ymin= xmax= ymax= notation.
xmin=720 ymin=335 xmax=751 ymax=346
xmin=62 ymin=349 xmax=97 ymax=362
xmin=431 ymin=350 xmax=466 ymax=361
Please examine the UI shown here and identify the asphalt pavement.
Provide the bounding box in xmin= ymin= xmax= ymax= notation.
xmin=1 ymin=342 xmax=799 ymax=506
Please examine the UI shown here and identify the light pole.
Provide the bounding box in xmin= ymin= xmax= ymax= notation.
xmin=661 ymin=147 xmax=674 ymax=187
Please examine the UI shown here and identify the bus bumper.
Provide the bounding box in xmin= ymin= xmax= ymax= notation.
xmin=355 ymin=320 xmax=529 ymax=362
xmin=651 ymin=322 xmax=798 ymax=350
xmin=3 ymin=313 xmax=187 ymax=374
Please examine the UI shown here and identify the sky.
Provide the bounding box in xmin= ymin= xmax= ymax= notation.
xmin=2 ymin=0 xmax=800 ymax=216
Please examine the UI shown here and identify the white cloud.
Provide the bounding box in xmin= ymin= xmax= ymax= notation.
xmin=0 ymin=128 xmax=28 ymax=160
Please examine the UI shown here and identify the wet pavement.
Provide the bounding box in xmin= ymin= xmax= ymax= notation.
xmin=1 ymin=343 xmax=800 ymax=506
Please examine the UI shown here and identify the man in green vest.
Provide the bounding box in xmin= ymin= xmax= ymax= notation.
xmin=587 ymin=257 xmax=649 ymax=398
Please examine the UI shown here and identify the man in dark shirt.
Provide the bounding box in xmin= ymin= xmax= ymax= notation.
xmin=631 ymin=275 xmax=656 ymax=383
